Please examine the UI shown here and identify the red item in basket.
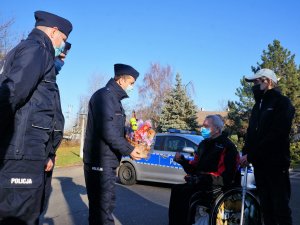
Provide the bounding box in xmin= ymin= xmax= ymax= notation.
xmin=134 ymin=120 xmax=152 ymax=143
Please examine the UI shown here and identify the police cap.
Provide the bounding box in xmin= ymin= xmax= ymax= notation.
xmin=34 ymin=11 xmax=73 ymax=37
xmin=114 ymin=63 xmax=139 ymax=80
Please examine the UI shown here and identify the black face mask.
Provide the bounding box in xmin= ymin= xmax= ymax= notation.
xmin=251 ymin=84 xmax=264 ymax=102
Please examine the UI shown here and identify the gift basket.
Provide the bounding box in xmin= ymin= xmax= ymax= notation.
xmin=126 ymin=117 xmax=156 ymax=159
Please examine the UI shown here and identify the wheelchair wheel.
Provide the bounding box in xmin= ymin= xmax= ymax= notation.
xmin=210 ymin=188 xmax=262 ymax=225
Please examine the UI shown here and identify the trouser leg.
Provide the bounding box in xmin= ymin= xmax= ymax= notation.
xmin=40 ymin=170 xmax=53 ymax=215
xmin=169 ymin=183 xmax=202 ymax=225
xmin=0 ymin=160 xmax=45 ymax=225
xmin=254 ymin=169 xmax=275 ymax=225
xmin=254 ymin=167 xmax=292 ymax=225
xmin=271 ymin=168 xmax=292 ymax=225
xmin=84 ymin=164 xmax=116 ymax=225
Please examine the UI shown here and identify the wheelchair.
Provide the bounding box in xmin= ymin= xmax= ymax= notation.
xmin=187 ymin=166 xmax=262 ymax=225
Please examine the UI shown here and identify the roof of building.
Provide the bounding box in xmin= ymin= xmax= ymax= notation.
xmin=196 ymin=110 xmax=228 ymax=125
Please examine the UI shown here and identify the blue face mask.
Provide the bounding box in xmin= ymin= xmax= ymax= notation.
xmin=54 ymin=41 xmax=66 ymax=57
xmin=125 ymin=85 xmax=134 ymax=95
xmin=54 ymin=58 xmax=64 ymax=74
xmin=201 ymin=127 xmax=211 ymax=139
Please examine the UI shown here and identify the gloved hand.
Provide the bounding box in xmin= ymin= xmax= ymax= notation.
xmin=174 ymin=152 xmax=185 ymax=163
xmin=54 ymin=58 xmax=64 ymax=74
xmin=184 ymin=174 xmax=212 ymax=185
xmin=185 ymin=174 xmax=200 ymax=184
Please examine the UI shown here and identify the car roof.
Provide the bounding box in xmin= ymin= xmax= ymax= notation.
xmin=156 ymin=133 xmax=204 ymax=145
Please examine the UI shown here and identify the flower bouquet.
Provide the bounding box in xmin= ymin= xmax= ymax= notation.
xmin=126 ymin=119 xmax=156 ymax=159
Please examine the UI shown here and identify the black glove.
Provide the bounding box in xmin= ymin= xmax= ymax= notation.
xmin=174 ymin=154 xmax=186 ymax=163
xmin=185 ymin=174 xmax=212 ymax=185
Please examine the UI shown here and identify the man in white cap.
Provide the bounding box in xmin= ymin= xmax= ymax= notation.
xmin=240 ymin=68 xmax=295 ymax=225
xmin=0 ymin=11 xmax=72 ymax=225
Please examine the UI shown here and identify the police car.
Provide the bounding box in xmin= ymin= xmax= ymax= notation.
xmin=118 ymin=129 xmax=204 ymax=185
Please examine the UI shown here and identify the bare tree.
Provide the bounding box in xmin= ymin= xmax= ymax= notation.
xmin=88 ymin=73 xmax=108 ymax=95
xmin=0 ymin=18 xmax=15 ymax=59
xmin=79 ymin=73 xmax=108 ymax=113
xmin=184 ymin=80 xmax=196 ymax=97
xmin=136 ymin=63 xmax=173 ymax=128
xmin=69 ymin=73 xmax=108 ymax=134
xmin=218 ymin=99 xmax=230 ymax=111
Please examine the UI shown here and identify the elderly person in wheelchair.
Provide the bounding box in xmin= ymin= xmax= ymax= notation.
xmin=168 ymin=115 xmax=240 ymax=225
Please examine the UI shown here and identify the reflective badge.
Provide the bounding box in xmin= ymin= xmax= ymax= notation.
xmin=0 ymin=172 xmax=43 ymax=188
xmin=11 ymin=178 xmax=33 ymax=185
xmin=0 ymin=59 xmax=5 ymax=75
xmin=92 ymin=167 xmax=103 ymax=171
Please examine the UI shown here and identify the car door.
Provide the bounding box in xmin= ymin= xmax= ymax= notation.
xmin=133 ymin=135 xmax=166 ymax=182
xmin=158 ymin=136 xmax=194 ymax=183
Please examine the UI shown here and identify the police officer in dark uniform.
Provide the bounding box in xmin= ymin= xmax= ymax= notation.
xmin=240 ymin=68 xmax=295 ymax=225
xmin=83 ymin=64 xmax=142 ymax=225
xmin=0 ymin=11 xmax=72 ymax=225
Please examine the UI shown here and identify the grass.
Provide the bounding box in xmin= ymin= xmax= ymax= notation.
xmin=55 ymin=145 xmax=83 ymax=167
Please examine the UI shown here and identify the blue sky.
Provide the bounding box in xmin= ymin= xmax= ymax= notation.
xmin=2 ymin=0 xmax=300 ymax=129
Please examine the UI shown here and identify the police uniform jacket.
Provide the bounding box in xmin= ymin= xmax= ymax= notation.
xmin=243 ymin=88 xmax=295 ymax=169
xmin=0 ymin=28 xmax=64 ymax=161
xmin=83 ymin=78 xmax=134 ymax=168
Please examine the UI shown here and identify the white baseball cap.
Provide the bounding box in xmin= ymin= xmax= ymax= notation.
xmin=245 ymin=68 xmax=278 ymax=84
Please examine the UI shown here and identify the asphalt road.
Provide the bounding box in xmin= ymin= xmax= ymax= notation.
xmin=40 ymin=165 xmax=300 ymax=225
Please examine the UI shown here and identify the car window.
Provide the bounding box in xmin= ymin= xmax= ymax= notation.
xmin=165 ymin=136 xmax=187 ymax=152
xmin=185 ymin=139 xmax=198 ymax=151
xmin=153 ymin=136 xmax=166 ymax=151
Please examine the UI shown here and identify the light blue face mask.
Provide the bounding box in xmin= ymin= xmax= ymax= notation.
xmin=125 ymin=85 xmax=134 ymax=95
xmin=201 ymin=127 xmax=211 ymax=139
xmin=54 ymin=41 xmax=66 ymax=57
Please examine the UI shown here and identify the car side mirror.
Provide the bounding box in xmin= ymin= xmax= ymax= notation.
xmin=182 ymin=147 xmax=194 ymax=154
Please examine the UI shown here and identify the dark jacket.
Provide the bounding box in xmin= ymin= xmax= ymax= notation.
xmin=178 ymin=134 xmax=240 ymax=187
xmin=243 ymin=88 xmax=295 ymax=168
xmin=0 ymin=28 xmax=64 ymax=161
xmin=83 ymin=78 xmax=134 ymax=168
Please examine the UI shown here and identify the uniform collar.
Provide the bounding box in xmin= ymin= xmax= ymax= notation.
xmin=106 ymin=78 xmax=129 ymax=101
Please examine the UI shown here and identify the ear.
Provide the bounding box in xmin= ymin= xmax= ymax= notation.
xmin=118 ymin=77 xmax=123 ymax=85
xmin=266 ymin=78 xmax=273 ymax=88
xmin=116 ymin=77 xmax=124 ymax=86
xmin=48 ymin=27 xmax=56 ymax=39
xmin=51 ymin=27 xmax=60 ymax=38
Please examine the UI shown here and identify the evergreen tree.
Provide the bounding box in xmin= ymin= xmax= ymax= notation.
xmin=226 ymin=78 xmax=253 ymax=150
xmin=226 ymin=40 xmax=300 ymax=165
xmin=158 ymin=73 xmax=198 ymax=132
